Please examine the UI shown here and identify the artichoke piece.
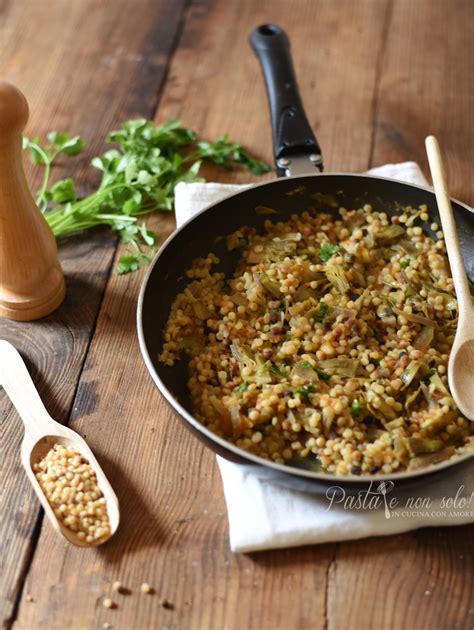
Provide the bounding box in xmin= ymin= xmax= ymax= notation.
xmin=266 ymin=236 xmax=300 ymax=261
xmin=405 ymin=385 xmax=422 ymax=413
xmin=429 ymin=371 xmax=450 ymax=396
xmin=395 ymin=239 xmax=419 ymax=256
xmin=408 ymin=447 xmax=455 ymax=470
xmin=413 ymin=325 xmax=434 ymax=351
xmin=407 ymin=437 xmax=444 ymax=455
xmin=247 ymin=236 xmax=300 ymax=263
xmin=210 ymin=397 xmax=244 ymax=437
xmin=393 ymin=434 xmax=409 ymax=455
xmin=367 ymin=426 xmax=388 ymax=442
xmin=366 ymin=397 xmax=397 ymax=421
xmin=325 ymin=265 xmax=349 ymax=293
xmin=257 ymin=272 xmax=281 ymax=297
xmin=351 ymin=268 xmax=366 ymax=287
xmin=375 ymin=224 xmax=405 ymax=242
xmin=230 ymin=342 xmax=256 ymax=377
xmin=291 ymin=361 xmax=319 ymax=383
xmin=400 ymin=360 xmax=422 ymax=390
xmin=393 ymin=307 xmax=438 ymax=328
xmin=376 ymin=303 xmax=394 ymax=320
xmin=324 ymin=306 xmax=357 ymax=322
xmin=293 ymin=285 xmax=317 ymax=302
xmin=318 ymin=358 xmax=359 ymax=377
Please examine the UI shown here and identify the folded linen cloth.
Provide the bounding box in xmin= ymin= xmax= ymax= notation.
xmin=174 ymin=162 xmax=474 ymax=552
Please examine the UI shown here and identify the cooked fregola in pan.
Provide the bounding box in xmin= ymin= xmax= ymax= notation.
xmin=159 ymin=203 xmax=474 ymax=475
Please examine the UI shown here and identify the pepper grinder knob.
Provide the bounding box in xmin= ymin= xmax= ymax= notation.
xmin=0 ymin=82 xmax=65 ymax=321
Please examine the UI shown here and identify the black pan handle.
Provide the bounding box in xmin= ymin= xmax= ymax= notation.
xmin=249 ymin=24 xmax=323 ymax=177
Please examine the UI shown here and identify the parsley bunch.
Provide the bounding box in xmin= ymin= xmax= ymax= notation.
xmin=23 ymin=119 xmax=271 ymax=273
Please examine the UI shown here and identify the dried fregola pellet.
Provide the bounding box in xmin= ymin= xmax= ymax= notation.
xmin=33 ymin=444 xmax=111 ymax=544
xmin=140 ymin=582 xmax=154 ymax=594
xmin=112 ymin=581 xmax=130 ymax=595
xmin=159 ymin=598 xmax=175 ymax=610
xmin=102 ymin=598 xmax=116 ymax=610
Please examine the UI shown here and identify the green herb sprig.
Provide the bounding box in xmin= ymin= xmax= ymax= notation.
xmin=235 ymin=382 xmax=249 ymax=393
xmin=295 ymin=384 xmax=316 ymax=402
xmin=350 ymin=399 xmax=361 ymax=416
xmin=315 ymin=367 xmax=330 ymax=381
xmin=24 ymin=119 xmax=271 ymax=273
xmin=319 ymin=241 xmax=340 ymax=262
xmin=313 ymin=302 xmax=329 ymax=323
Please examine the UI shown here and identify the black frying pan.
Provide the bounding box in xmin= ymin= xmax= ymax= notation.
xmin=137 ymin=25 xmax=474 ymax=495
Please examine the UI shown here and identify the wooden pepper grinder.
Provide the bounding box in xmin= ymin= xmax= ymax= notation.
xmin=0 ymin=82 xmax=65 ymax=321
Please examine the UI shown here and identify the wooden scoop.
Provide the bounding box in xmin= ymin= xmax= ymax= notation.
xmin=425 ymin=135 xmax=474 ymax=421
xmin=0 ymin=340 xmax=120 ymax=545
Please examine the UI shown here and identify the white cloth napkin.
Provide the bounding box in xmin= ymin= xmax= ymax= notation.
xmin=174 ymin=162 xmax=474 ymax=552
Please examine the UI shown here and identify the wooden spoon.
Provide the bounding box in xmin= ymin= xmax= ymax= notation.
xmin=0 ymin=340 xmax=120 ymax=545
xmin=425 ymin=135 xmax=474 ymax=421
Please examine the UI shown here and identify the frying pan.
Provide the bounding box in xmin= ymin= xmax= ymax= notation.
xmin=137 ymin=24 xmax=474 ymax=494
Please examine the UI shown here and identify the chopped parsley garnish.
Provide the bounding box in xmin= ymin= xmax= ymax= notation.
xmin=315 ymin=367 xmax=330 ymax=381
xmin=319 ymin=241 xmax=340 ymax=262
xmin=350 ymin=399 xmax=361 ymax=416
xmin=400 ymin=258 xmax=410 ymax=269
xmin=313 ymin=302 xmax=329 ymax=323
xmin=235 ymin=382 xmax=249 ymax=393
xmin=295 ymin=384 xmax=316 ymax=402
xmin=259 ymin=362 xmax=284 ymax=377
xmin=300 ymin=360 xmax=312 ymax=368
xmin=269 ymin=365 xmax=285 ymax=377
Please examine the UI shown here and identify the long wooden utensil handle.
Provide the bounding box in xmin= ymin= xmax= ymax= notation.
xmin=425 ymin=135 xmax=472 ymax=313
xmin=0 ymin=340 xmax=52 ymax=437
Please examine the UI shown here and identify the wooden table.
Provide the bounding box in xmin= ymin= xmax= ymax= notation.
xmin=1 ymin=1 xmax=473 ymax=628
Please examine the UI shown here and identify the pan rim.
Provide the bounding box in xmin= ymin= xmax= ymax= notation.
xmin=137 ymin=172 xmax=474 ymax=485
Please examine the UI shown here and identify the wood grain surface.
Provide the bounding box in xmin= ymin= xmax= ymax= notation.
xmin=1 ymin=1 xmax=473 ymax=629
xmin=0 ymin=0 xmax=187 ymax=625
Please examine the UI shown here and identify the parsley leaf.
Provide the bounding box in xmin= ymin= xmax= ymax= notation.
xmin=295 ymin=384 xmax=316 ymax=402
xmin=315 ymin=367 xmax=330 ymax=381
xmin=313 ymin=302 xmax=328 ymax=323
xmin=400 ymin=258 xmax=410 ymax=269
xmin=116 ymin=255 xmax=141 ymax=274
xmin=350 ymin=399 xmax=361 ymax=417
xmin=259 ymin=362 xmax=285 ymax=377
xmin=24 ymin=119 xmax=271 ymax=273
xmin=235 ymin=382 xmax=249 ymax=393
xmin=319 ymin=241 xmax=340 ymax=262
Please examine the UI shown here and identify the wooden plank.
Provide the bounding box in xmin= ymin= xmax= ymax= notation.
xmin=328 ymin=527 xmax=474 ymax=630
xmin=0 ymin=0 xmax=187 ymax=626
xmin=370 ymin=0 xmax=474 ymax=205
xmin=329 ymin=1 xmax=474 ymax=628
xmin=14 ymin=1 xmax=390 ymax=628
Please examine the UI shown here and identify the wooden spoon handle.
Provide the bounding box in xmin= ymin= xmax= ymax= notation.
xmin=0 ymin=340 xmax=52 ymax=439
xmin=425 ymin=136 xmax=472 ymax=314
